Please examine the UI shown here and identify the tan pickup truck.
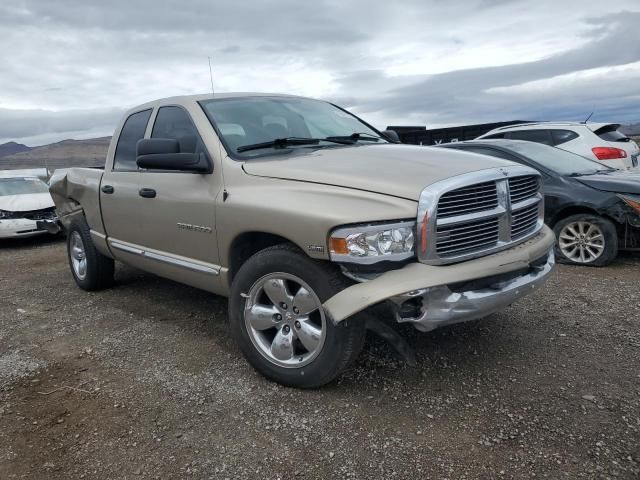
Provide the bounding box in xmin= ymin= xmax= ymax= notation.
xmin=49 ymin=93 xmax=555 ymax=387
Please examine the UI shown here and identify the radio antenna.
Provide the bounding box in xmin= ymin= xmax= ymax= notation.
xmin=583 ymin=111 xmax=594 ymax=124
xmin=207 ymin=56 xmax=215 ymax=96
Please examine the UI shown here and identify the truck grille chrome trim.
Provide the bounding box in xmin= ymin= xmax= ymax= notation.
xmin=417 ymin=166 xmax=543 ymax=265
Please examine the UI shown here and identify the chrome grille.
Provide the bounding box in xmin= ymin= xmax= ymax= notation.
xmin=511 ymin=204 xmax=539 ymax=239
xmin=436 ymin=217 xmax=499 ymax=257
xmin=417 ymin=166 xmax=543 ymax=265
xmin=508 ymin=176 xmax=538 ymax=204
xmin=436 ymin=181 xmax=498 ymax=218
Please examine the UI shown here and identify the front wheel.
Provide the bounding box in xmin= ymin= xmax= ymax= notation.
xmin=229 ymin=244 xmax=365 ymax=388
xmin=553 ymin=214 xmax=618 ymax=266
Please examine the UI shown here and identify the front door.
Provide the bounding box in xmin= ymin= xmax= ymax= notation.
xmin=102 ymin=105 xmax=224 ymax=292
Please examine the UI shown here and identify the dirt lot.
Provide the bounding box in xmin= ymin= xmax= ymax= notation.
xmin=1 ymin=236 xmax=639 ymax=479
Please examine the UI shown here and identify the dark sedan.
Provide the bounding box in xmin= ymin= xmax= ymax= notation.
xmin=440 ymin=139 xmax=640 ymax=266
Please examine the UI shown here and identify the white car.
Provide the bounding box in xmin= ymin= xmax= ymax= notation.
xmin=0 ymin=172 xmax=57 ymax=239
xmin=477 ymin=122 xmax=640 ymax=171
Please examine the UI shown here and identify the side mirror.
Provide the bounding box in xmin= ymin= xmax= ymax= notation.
xmin=136 ymin=138 xmax=210 ymax=172
xmin=382 ymin=129 xmax=401 ymax=143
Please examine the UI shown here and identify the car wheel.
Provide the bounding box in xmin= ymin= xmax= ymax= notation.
xmin=67 ymin=217 xmax=115 ymax=290
xmin=553 ymin=214 xmax=618 ymax=266
xmin=229 ymin=244 xmax=365 ymax=388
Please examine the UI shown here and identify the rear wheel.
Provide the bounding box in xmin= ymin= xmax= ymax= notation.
xmin=66 ymin=217 xmax=115 ymax=290
xmin=553 ymin=214 xmax=618 ymax=266
xmin=229 ymin=244 xmax=365 ymax=388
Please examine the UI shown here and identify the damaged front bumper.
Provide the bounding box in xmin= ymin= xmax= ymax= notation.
xmin=323 ymin=225 xmax=556 ymax=331
xmin=388 ymin=250 xmax=554 ymax=331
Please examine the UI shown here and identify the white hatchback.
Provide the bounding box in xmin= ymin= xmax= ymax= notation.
xmin=477 ymin=122 xmax=640 ymax=171
xmin=0 ymin=173 xmax=57 ymax=239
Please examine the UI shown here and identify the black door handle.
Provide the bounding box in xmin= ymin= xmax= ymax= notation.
xmin=139 ymin=188 xmax=156 ymax=198
xmin=101 ymin=185 xmax=114 ymax=194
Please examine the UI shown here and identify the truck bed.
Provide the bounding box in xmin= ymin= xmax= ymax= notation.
xmin=49 ymin=167 xmax=105 ymax=233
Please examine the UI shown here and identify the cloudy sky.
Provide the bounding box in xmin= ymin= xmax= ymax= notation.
xmin=1 ymin=0 xmax=639 ymax=146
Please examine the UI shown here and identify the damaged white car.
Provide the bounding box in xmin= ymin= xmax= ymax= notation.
xmin=0 ymin=172 xmax=58 ymax=239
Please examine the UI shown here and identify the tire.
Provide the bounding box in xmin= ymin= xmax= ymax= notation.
xmin=553 ymin=214 xmax=618 ymax=267
xmin=66 ymin=217 xmax=115 ymax=290
xmin=229 ymin=244 xmax=366 ymax=388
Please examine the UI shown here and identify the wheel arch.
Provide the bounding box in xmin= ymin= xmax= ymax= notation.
xmin=549 ymin=205 xmax=616 ymax=228
xmin=227 ymin=231 xmax=307 ymax=284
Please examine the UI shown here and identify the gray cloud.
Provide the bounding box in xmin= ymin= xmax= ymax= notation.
xmin=0 ymin=1 xmax=639 ymax=144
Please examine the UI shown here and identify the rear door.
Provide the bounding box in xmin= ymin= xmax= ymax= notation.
xmin=100 ymin=109 xmax=152 ymax=247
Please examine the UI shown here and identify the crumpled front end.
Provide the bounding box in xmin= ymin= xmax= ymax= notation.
xmin=323 ymin=225 xmax=556 ymax=331
xmin=388 ymin=249 xmax=554 ymax=332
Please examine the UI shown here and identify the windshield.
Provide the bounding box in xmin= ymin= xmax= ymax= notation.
xmin=200 ymin=97 xmax=386 ymax=157
xmin=0 ymin=177 xmax=50 ymax=197
xmin=505 ymin=142 xmax=615 ymax=176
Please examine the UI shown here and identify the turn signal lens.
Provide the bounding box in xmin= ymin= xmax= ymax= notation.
xmin=592 ymin=147 xmax=627 ymax=160
xmin=329 ymin=237 xmax=348 ymax=255
xmin=620 ymin=195 xmax=640 ymax=215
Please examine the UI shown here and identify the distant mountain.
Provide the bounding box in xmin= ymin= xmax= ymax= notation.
xmin=0 ymin=141 xmax=32 ymax=158
xmin=620 ymin=123 xmax=640 ymax=136
xmin=0 ymin=137 xmax=111 ymax=171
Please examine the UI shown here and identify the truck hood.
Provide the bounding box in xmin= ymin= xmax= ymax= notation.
xmin=574 ymin=171 xmax=640 ymax=194
xmin=0 ymin=193 xmax=55 ymax=212
xmin=242 ymin=144 xmax=514 ymax=201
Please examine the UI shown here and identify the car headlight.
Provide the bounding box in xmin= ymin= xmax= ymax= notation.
xmin=329 ymin=221 xmax=416 ymax=264
xmin=0 ymin=210 xmax=11 ymax=219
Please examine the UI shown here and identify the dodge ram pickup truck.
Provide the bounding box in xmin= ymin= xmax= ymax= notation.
xmin=49 ymin=93 xmax=555 ymax=388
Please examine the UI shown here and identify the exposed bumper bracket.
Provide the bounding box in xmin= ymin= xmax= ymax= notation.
xmin=390 ymin=250 xmax=555 ymax=332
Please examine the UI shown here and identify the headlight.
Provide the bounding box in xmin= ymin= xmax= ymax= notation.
xmin=329 ymin=221 xmax=415 ymax=264
xmin=0 ymin=210 xmax=11 ymax=219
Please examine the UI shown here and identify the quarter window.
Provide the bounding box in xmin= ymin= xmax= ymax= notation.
xmin=113 ymin=109 xmax=152 ymax=171
xmin=551 ymin=129 xmax=578 ymax=146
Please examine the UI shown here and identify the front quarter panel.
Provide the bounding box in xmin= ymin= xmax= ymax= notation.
xmin=217 ymin=161 xmax=418 ymax=265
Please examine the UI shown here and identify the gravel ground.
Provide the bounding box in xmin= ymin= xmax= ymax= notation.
xmin=1 ymin=236 xmax=639 ymax=479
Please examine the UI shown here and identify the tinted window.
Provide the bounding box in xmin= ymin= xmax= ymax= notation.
xmin=505 ymin=129 xmax=553 ymax=145
xmin=113 ymin=110 xmax=152 ymax=171
xmin=595 ymin=127 xmax=630 ymax=143
xmin=151 ymin=106 xmax=200 ymax=153
xmin=551 ymin=129 xmax=578 ymax=146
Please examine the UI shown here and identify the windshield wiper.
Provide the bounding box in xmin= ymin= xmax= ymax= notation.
xmin=237 ymin=137 xmax=352 ymax=153
xmin=326 ymin=132 xmax=383 ymax=143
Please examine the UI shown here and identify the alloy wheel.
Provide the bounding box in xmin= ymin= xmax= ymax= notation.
xmin=558 ymin=221 xmax=605 ymax=263
xmin=243 ymin=272 xmax=326 ymax=368
xmin=70 ymin=231 xmax=88 ymax=280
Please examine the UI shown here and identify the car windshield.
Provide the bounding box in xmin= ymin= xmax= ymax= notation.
xmin=199 ymin=97 xmax=386 ymax=157
xmin=504 ymin=142 xmax=615 ymax=176
xmin=0 ymin=177 xmax=50 ymax=196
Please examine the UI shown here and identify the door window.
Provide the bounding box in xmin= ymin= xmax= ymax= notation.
xmin=113 ymin=109 xmax=152 ymax=171
xmin=505 ymin=129 xmax=553 ymax=145
xmin=151 ymin=106 xmax=200 ymax=154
